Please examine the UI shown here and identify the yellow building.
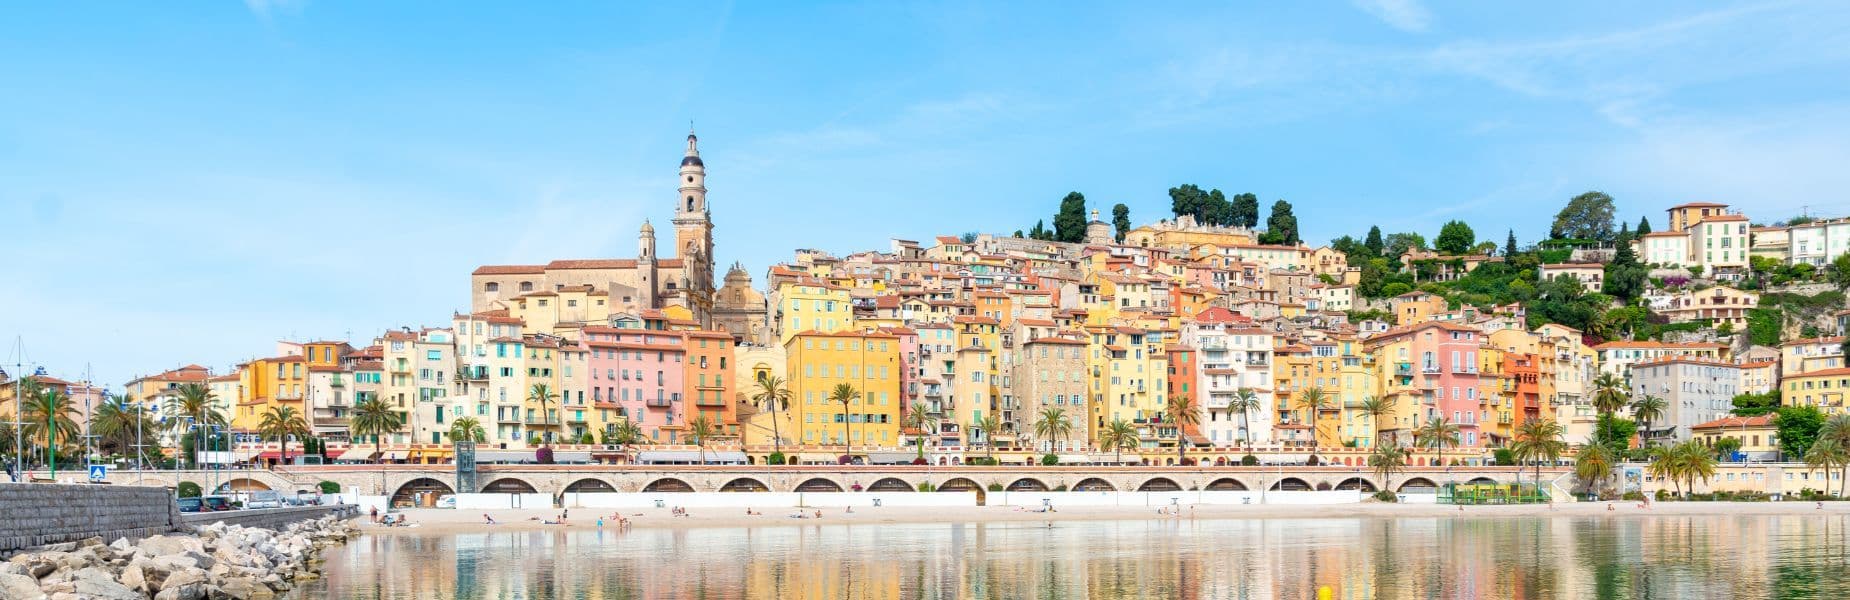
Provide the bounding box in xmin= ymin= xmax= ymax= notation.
xmin=1783 ymin=367 xmax=1850 ymax=416
xmin=785 ymin=330 xmax=903 ymax=449
xmin=1691 ymin=414 xmax=1779 ymax=460
xmin=233 ymin=356 xmax=306 ymax=432
xmin=773 ymin=280 xmax=855 ymax=345
xmin=1087 ymin=325 xmax=1169 ymax=446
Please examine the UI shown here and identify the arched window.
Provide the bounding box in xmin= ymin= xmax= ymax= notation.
xmin=519 ymin=281 xmax=534 ymax=293
xmin=686 ymin=196 xmax=695 ymax=211
xmin=485 ymin=282 xmax=500 ymax=293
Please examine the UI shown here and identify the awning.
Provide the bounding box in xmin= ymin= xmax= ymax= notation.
xmin=472 ymin=450 xmax=533 ymax=463
xmin=1089 ymin=454 xmax=1140 ymax=464
xmin=866 ymin=452 xmax=918 ymax=465
xmin=255 ymin=451 xmax=283 ymax=461
xmin=1057 ymin=454 xmax=1092 ymax=464
xmin=553 ymin=451 xmax=593 ymax=464
xmin=380 ymin=450 xmax=409 ymax=460
xmin=796 ymin=453 xmax=842 ymax=464
xmin=335 ymin=447 xmax=377 ymax=461
xmin=635 ymin=450 xmax=748 ymax=464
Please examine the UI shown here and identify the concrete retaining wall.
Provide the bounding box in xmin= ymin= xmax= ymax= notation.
xmin=179 ymin=504 xmax=360 ymax=530
xmin=453 ymin=493 xmax=554 ymax=510
xmin=0 ymin=483 xmax=182 ymax=553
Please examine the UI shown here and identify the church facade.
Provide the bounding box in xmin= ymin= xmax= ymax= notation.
xmin=469 ymin=132 xmax=766 ymax=340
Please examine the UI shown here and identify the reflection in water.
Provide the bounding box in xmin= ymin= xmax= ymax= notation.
xmin=305 ymin=515 xmax=1850 ymax=599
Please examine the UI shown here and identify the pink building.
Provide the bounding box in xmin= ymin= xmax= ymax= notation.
xmin=882 ymin=326 xmax=921 ymax=433
xmin=585 ymin=326 xmax=688 ymax=443
xmin=1411 ymin=322 xmax=1487 ymax=448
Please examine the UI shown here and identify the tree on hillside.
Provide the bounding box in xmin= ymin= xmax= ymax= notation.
xmin=1169 ymin=184 xmax=1206 ymax=221
xmin=1384 ymin=232 xmax=1427 ymax=259
xmin=1830 ymin=253 xmax=1850 ymax=290
xmin=1112 ymin=203 xmax=1131 ymax=242
xmin=1636 ymin=216 xmax=1652 ymax=235
xmin=1231 ymin=193 xmax=1259 ymax=228
xmin=1264 ymin=199 xmax=1300 ymax=245
xmin=1505 ymin=230 xmax=1518 ymax=257
xmin=1775 ymin=405 xmax=1827 ymax=460
xmin=1435 ymin=220 xmax=1476 ymax=254
xmin=1552 ymin=191 xmax=1617 ymax=241
xmin=1602 ymin=231 xmax=1647 ymax=301
xmin=1053 ymin=192 xmax=1088 ymax=243
xmin=1365 ymin=226 xmax=1385 ymax=256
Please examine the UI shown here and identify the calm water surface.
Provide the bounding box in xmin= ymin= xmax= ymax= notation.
xmin=305 ymin=515 xmax=1850 ymax=599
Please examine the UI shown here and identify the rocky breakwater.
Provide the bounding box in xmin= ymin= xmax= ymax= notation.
xmin=0 ymin=516 xmax=356 ymax=600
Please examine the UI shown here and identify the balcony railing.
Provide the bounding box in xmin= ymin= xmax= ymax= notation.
xmin=646 ymin=397 xmax=674 ymax=408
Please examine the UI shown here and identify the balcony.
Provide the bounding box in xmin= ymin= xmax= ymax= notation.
xmin=524 ymin=417 xmax=556 ymax=427
xmin=695 ymin=394 xmax=726 ymax=407
xmin=646 ymin=397 xmax=674 ymax=408
xmin=1244 ymin=357 xmax=1270 ymax=368
xmin=495 ymin=412 xmax=521 ymax=424
xmin=461 ymin=367 xmax=489 ymax=381
xmin=328 ymin=377 xmax=345 ymax=388
xmin=1395 ymin=363 xmax=1414 ymax=377
xmin=1421 ymin=364 xmax=1440 ymax=374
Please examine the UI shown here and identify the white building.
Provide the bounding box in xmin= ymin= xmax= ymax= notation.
xmin=1629 ymin=357 xmax=1739 ymax=444
xmin=1182 ymin=308 xmax=1275 ymax=447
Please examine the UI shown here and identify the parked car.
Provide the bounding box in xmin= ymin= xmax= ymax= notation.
xmin=435 ymin=495 xmax=456 ymax=509
xmin=200 ymin=496 xmax=235 ymax=512
xmin=176 ymin=498 xmax=204 ymax=513
xmin=245 ymin=490 xmax=282 ymax=509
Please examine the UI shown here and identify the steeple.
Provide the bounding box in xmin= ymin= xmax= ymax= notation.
xmin=639 ymin=219 xmax=656 ymax=260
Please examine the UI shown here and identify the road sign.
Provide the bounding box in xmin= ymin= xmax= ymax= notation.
xmin=88 ymin=464 xmax=108 ymax=482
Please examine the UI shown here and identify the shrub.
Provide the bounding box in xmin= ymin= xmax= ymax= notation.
xmin=1654 ymin=489 xmax=1671 ymax=502
xmin=318 ymin=481 xmax=341 ymax=494
xmin=176 ymin=481 xmax=203 ymax=498
xmin=916 ymin=482 xmax=935 ymax=492
xmin=1240 ymin=454 xmax=1259 ymax=466
xmin=912 ymin=457 xmax=928 ymax=465
xmin=967 ymin=457 xmax=999 ymax=466
xmin=1306 ymin=455 xmax=1321 ymax=467
xmin=1620 ymin=491 xmax=1645 ymax=501
xmin=535 ymin=446 xmax=555 ymax=464
xmin=1040 ymin=454 xmax=1060 ymax=466
xmin=987 ymin=483 xmax=1004 ymax=492
xmin=767 ymin=451 xmax=787 ymax=465
xmin=1053 ymin=484 xmax=1068 ymax=492
xmin=837 ymin=454 xmax=853 ymax=465
xmin=1373 ymin=490 xmax=1399 ymax=502
xmin=1492 ymin=449 xmax=1516 ymax=466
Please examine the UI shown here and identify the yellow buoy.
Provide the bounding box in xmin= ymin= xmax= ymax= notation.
xmin=1318 ymin=586 xmax=1333 ymax=600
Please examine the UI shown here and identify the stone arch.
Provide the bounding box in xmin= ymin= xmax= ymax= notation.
xmin=1397 ymin=477 xmax=1438 ymax=493
xmin=643 ymin=478 xmax=695 ymax=493
xmin=482 ymin=478 xmax=538 ymax=494
xmin=391 ymin=478 xmax=454 ymax=507
xmin=1137 ymin=477 xmax=1183 ymax=492
xmin=565 ymin=478 xmax=616 ymax=493
xmin=1072 ymin=477 xmax=1116 ymax=492
xmin=1269 ymin=477 xmax=1312 ymax=491
xmin=795 ymin=478 xmax=844 ymax=492
xmin=936 ymin=477 xmax=981 ymax=492
xmin=217 ymin=478 xmax=272 ymax=493
xmin=867 ymin=477 xmax=913 ymax=492
xmin=720 ymin=477 xmax=770 ymax=492
xmin=1466 ymin=477 xmax=1498 ymax=486
xmin=1335 ymin=477 xmax=1378 ymax=492
xmin=1006 ymin=478 xmax=1049 ymax=492
xmin=1205 ymin=478 xmax=1248 ymax=491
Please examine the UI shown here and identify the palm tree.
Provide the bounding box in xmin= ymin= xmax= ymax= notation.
xmin=1033 ymin=406 xmax=1073 ymax=453
xmin=168 ymin=383 xmax=223 ymax=470
xmin=1512 ymin=419 xmax=1567 ymax=497
xmin=256 ymin=406 xmax=309 ymax=467
xmin=686 ymin=414 xmax=717 ymax=465
xmin=972 ymin=413 xmax=1003 ymax=459
xmin=527 ymin=383 xmax=558 ymax=445
xmin=1367 ymin=445 xmax=1408 ymax=493
xmin=1229 ymin=388 xmax=1262 ymax=447
xmin=22 ymin=387 xmax=81 ymax=475
xmin=1574 ymin=443 xmax=1616 ymax=496
xmin=349 ymin=398 xmax=404 ymax=464
xmin=902 ymin=402 xmax=930 ymax=457
xmin=449 ymin=416 xmax=487 ymax=443
xmin=1100 ymin=418 xmax=1139 ymax=464
xmin=828 ymin=383 xmax=861 ymax=455
xmin=89 ymin=393 xmax=150 ymax=460
xmin=1166 ymin=395 xmax=1202 ymax=464
xmin=1820 ymin=414 xmax=1850 ymax=496
xmin=1592 ymin=373 xmax=1629 ymax=417
xmin=751 ymin=374 xmax=792 ymax=454
xmin=1673 ymin=440 xmax=1717 ymax=499
xmin=1647 ymin=444 xmax=1683 ymax=498
xmin=1804 ymin=438 xmax=1850 ymax=498
xmin=1358 ymin=395 xmax=1396 ymax=448
xmin=1630 ymin=394 xmax=1666 ymax=447
xmin=605 ymin=419 xmax=643 ymax=464
xmin=1296 ymin=387 xmax=1331 ymax=447
xmin=1415 ymin=417 xmax=1461 ymax=468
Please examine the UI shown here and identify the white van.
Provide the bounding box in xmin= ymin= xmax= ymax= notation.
xmin=246 ymin=490 xmax=283 ymax=509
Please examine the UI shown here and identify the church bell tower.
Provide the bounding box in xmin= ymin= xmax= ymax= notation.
xmin=674 ymin=129 xmax=716 ymax=325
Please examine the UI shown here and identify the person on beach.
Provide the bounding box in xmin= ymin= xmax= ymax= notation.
xmin=370 ymin=507 xmax=379 ymax=523
xmin=845 ymin=505 xmax=854 ymax=514
xmin=815 ymin=510 xmax=823 ymax=519
xmin=1607 ymin=503 xmax=1615 ymax=512
xmin=483 ymin=514 xmax=498 ymax=525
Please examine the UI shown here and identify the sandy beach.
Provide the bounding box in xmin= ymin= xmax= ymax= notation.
xmin=356 ymin=500 xmax=1850 ymax=536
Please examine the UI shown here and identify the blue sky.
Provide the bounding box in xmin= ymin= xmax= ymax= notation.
xmin=4 ymin=1 xmax=1850 ymax=388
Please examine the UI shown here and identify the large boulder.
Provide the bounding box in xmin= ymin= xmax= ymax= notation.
xmin=214 ymin=576 xmax=276 ymax=600
xmin=137 ymin=536 xmax=202 ymax=558
xmin=0 ymin=572 xmax=45 ymax=600
xmin=69 ymin=568 xmax=140 ymax=600
xmin=153 ymin=582 xmax=207 ymax=600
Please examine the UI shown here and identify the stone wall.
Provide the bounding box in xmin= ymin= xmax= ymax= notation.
xmin=0 ymin=483 xmax=182 ymax=553
xmin=179 ymin=505 xmax=359 ymax=531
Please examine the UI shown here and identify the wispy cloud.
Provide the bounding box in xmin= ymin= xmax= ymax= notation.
xmin=1353 ymin=0 xmax=1433 ymax=33
xmin=243 ymin=0 xmax=307 ymax=21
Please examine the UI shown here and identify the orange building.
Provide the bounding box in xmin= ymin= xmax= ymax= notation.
xmin=682 ymin=330 xmax=739 ymax=438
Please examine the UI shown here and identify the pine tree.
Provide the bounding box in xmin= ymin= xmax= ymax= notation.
xmin=1637 ymin=216 xmax=1652 ymax=236
xmin=1265 ymin=200 xmax=1300 ymax=245
xmin=1505 ymin=230 xmax=1518 ymax=257
xmin=1111 ymin=203 xmax=1132 ymax=242
xmin=1231 ymin=193 xmax=1260 ymax=228
xmin=1365 ymin=226 xmax=1384 ymax=256
xmin=1053 ymin=192 xmax=1088 ymax=243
